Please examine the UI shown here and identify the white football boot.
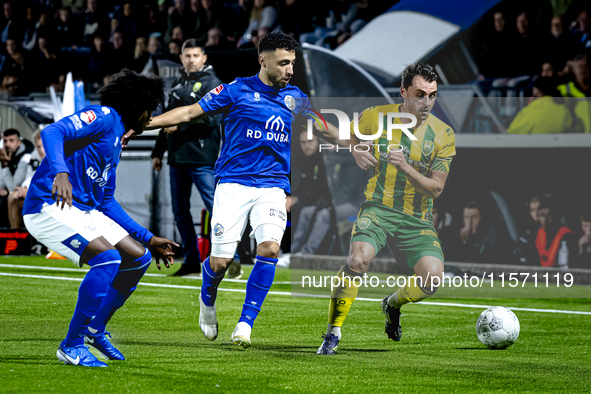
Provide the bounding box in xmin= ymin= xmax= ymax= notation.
xmin=231 ymin=322 xmax=252 ymax=348
xmin=199 ymin=293 xmax=218 ymax=340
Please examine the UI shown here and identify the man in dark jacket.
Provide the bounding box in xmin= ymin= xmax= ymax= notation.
xmin=0 ymin=128 xmax=34 ymax=227
xmin=152 ymin=39 xmax=221 ymax=276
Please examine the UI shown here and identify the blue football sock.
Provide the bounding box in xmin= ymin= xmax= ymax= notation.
xmin=88 ymin=249 xmax=152 ymax=335
xmin=200 ymin=257 xmax=225 ymax=307
xmin=239 ymin=255 xmax=277 ymax=327
xmin=64 ymin=250 xmax=121 ymax=347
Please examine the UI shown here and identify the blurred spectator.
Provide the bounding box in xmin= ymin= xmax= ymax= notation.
xmin=446 ymin=201 xmax=502 ymax=263
xmin=290 ymin=130 xmax=333 ymax=255
xmin=168 ymin=39 xmax=183 ymax=60
xmin=141 ymin=33 xmax=165 ymax=77
xmin=143 ymin=5 xmax=165 ymax=37
xmin=544 ymin=15 xmax=576 ymax=71
xmin=237 ymin=0 xmax=278 ymax=48
xmin=1 ymin=1 xmax=18 ymax=44
xmin=27 ymin=35 xmax=62 ymax=92
xmin=183 ymin=0 xmax=221 ymax=43
xmin=535 ymin=195 xmax=577 ymax=269
xmin=132 ymin=36 xmax=150 ymax=72
xmin=172 ymin=26 xmax=184 ymax=42
xmin=570 ymin=8 xmax=590 ymax=53
xmin=205 ymin=27 xmax=232 ymax=50
xmin=105 ymin=30 xmax=132 ymax=76
xmin=278 ymin=0 xmax=312 ymax=38
xmin=113 ymin=2 xmax=139 ymax=45
xmin=523 ymin=195 xmax=541 ymax=246
xmin=558 ymin=53 xmax=591 ymax=97
xmin=478 ymin=8 xmax=514 ymax=78
xmin=81 ymin=0 xmax=110 ymax=47
xmin=508 ymin=77 xmax=577 ymax=134
xmin=0 ymin=129 xmax=34 ymax=227
xmin=5 ymin=38 xmax=28 ymax=78
xmin=22 ymin=5 xmax=40 ymax=51
xmin=47 ymin=72 xmax=66 ymax=93
xmin=148 ymin=34 xmax=164 ymax=56
xmin=165 ymin=0 xmax=186 ymax=43
xmin=87 ymin=33 xmax=108 ymax=87
xmin=511 ymin=195 xmax=542 ymax=265
xmin=0 ymin=72 xmax=19 ymax=98
xmin=221 ymin=0 xmax=252 ymax=44
xmin=8 ymin=129 xmax=45 ymax=229
xmin=512 ymin=10 xmax=541 ymax=76
xmin=35 ymin=12 xmax=50 ymax=40
xmin=574 ymin=208 xmax=591 ymax=268
xmin=540 ymin=61 xmax=555 ymax=78
xmin=54 ymin=7 xmax=78 ymax=49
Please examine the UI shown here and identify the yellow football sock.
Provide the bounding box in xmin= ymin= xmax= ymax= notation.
xmin=388 ymin=274 xmax=437 ymax=308
xmin=327 ymin=264 xmax=363 ymax=328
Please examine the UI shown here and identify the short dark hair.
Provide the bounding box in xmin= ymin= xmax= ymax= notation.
xmin=581 ymin=208 xmax=591 ymax=222
xmin=401 ymin=62 xmax=438 ymax=90
xmin=181 ymin=38 xmax=205 ymax=53
xmin=258 ymin=31 xmax=300 ymax=54
xmin=465 ymin=201 xmax=479 ymax=210
xmin=97 ymin=69 xmax=164 ymax=125
xmin=3 ymin=128 xmax=20 ymax=138
xmin=537 ymin=194 xmax=554 ymax=211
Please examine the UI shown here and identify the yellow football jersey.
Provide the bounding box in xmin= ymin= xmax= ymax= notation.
xmin=350 ymin=104 xmax=456 ymax=221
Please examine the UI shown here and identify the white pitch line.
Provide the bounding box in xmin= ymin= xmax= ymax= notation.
xmin=1 ymin=272 xmax=591 ymax=316
xmin=0 ymin=264 xmax=294 ymax=284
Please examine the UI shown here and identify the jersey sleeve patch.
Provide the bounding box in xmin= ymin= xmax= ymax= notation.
xmin=431 ymin=157 xmax=451 ymax=172
xmin=210 ymin=85 xmax=224 ymax=95
xmin=80 ymin=110 xmax=97 ymax=125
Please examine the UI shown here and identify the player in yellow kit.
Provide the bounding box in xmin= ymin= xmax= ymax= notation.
xmin=316 ymin=63 xmax=456 ymax=355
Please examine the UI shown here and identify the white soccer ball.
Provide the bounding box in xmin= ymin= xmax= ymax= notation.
xmin=476 ymin=306 xmax=520 ymax=349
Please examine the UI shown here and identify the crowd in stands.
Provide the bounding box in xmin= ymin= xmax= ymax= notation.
xmin=0 ymin=0 xmax=395 ymax=98
xmin=435 ymin=196 xmax=591 ymax=270
xmin=473 ymin=2 xmax=591 ymax=133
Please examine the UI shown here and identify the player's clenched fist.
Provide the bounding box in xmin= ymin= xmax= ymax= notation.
xmin=388 ymin=150 xmax=411 ymax=173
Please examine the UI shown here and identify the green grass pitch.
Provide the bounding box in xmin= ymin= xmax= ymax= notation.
xmin=1 ymin=256 xmax=590 ymax=393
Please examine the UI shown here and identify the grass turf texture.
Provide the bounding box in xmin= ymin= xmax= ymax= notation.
xmin=1 ymin=256 xmax=590 ymax=393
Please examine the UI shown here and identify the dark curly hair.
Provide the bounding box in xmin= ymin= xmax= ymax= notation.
xmin=258 ymin=31 xmax=300 ymax=54
xmin=401 ymin=63 xmax=438 ymax=90
xmin=98 ymin=69 xmax=164 ymax=126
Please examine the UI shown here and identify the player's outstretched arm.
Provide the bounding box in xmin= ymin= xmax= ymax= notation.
xmin=146 ymin=102 xmax=206 ymax=130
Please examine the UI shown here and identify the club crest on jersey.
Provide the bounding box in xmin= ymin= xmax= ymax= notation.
xmin=421 ymin=140 xmax=434 ymax=156
xmin=214 ymin=223 xmax=224 ymax=236
xmin=193 ymin=82 xmax=202 ymax=92
xmin=284 ymin=95 xmax=296 ymax=110
xmin=254 ymin=92 xmax=260 ymax=101
xmin=210 ymin=85 xmax=224 ymax=95
xmin=357 ymin=217 xmax=371 ymax=230
xmin=80 ymin=110 xmax=97 ymax=125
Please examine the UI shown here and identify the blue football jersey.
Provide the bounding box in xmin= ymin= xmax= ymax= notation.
xmin=198 ymin=74 xmax=310 ymax=193
xmin=23 ymin=105 xmax=153 ymax=243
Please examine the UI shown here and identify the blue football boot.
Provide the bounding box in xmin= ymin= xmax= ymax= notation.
xmin=85 ymin=332 xmax=125 ymax=360
xmin=316 ymin=333 xmax=340 ymax=355
xmin=56 ymin=341 xmax=108 ymax=367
